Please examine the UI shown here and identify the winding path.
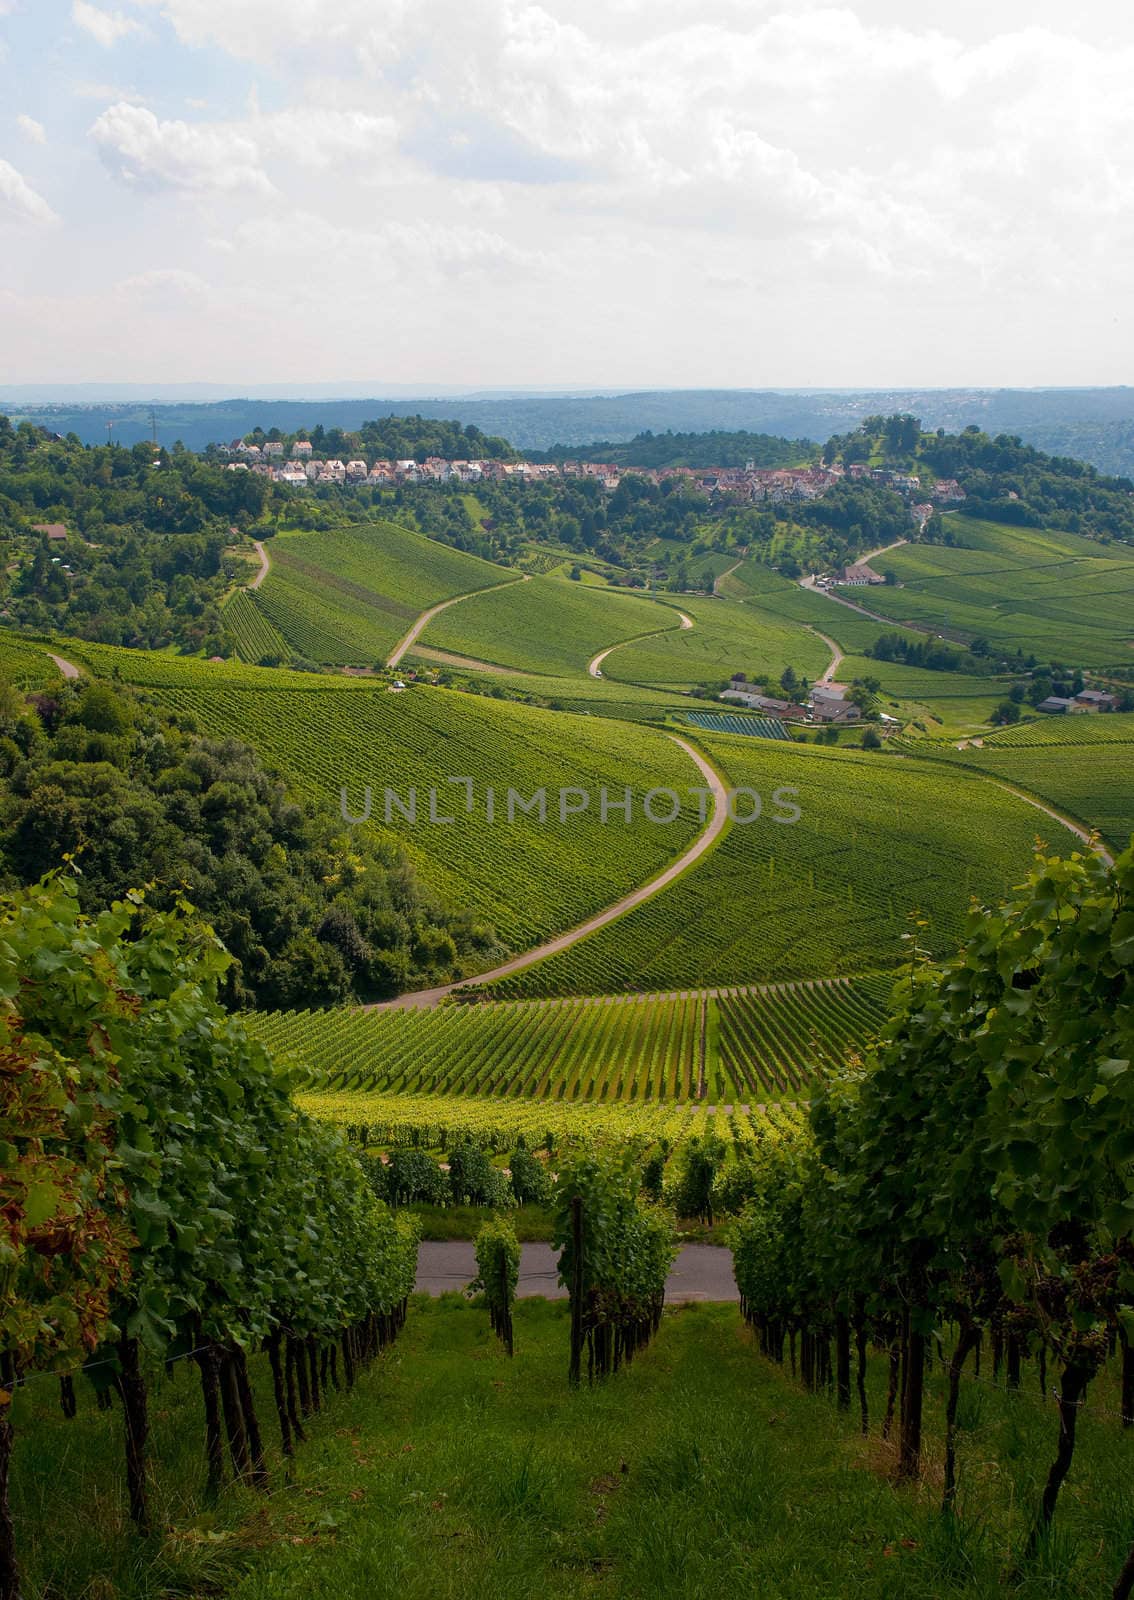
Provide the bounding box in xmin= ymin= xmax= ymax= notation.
xmin=967 ymin=773 xmax=1115 ymax=868
xmin=588 ymin=606 xmax=693 ymax=679
xmin=48 ymin=652 xmax=81 ymax=680
xmin=387 ymin=574 xmax=527 ymax=670
xmin=807 ymin=626 xmax=844 ymax=686
xmin=249 ymin=540 xmax=271 ymax=590
xmin=370 ymin=734 xmax=729 ymax=1010
xmin=713 ymin=558 xmax=744 ymax=595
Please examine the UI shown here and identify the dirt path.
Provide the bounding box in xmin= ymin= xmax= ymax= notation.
xmin=588 ymin=606 xmax=693 ymax=679
xmin=48 ymin=652 xmax=81 ymax=680
xmin=370 ymin=735 xmax=729 ymax=1010
xmin=415 ymin=1240 xmax=737 ymax=1302
xmin=249 ymin=540 xmax=270 ymax=590
xmin=861 ymin=536 xmax=908 ymax=566
xmin=387 ymin=574 xmax=527 ymax=670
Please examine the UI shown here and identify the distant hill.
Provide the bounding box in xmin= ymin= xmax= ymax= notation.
xmin=529 ymin=428 xmax=816 ymax=469
xmin=9 ymin=387 xmax=1134 ymax=474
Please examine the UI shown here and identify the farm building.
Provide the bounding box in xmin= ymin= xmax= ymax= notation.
xmin=31 ymin=522 xmax=68 ymax=542
xmin=811 ymin=687 xmax=862 ymax=724
xmin=1074 ymin=689 xmax=1118 ymax=711
xmin=1036 ymin=696 xmax=1082 ymax=715
xmin=719 ymin=690 xmax=799 ymax=716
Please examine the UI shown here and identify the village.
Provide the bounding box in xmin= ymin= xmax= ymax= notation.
xmin=216 ymin=437 xmax=967 ymax=512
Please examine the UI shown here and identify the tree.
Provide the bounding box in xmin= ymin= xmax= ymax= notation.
xmin=861 ymin=727 xmax=882 ymax=749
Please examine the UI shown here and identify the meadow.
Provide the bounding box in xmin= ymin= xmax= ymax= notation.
xmin=415 ymin=575 xmax=681 ymax=676
xmin=247 ymin=976 xmax=889 ymax=1106
xmin=488 ymin=736 xmax=1061 ymax=995
xmin=255 ymin=520 xmax=512 ymax=665
xmin=143 ymin=680 xmax=706 ymax=953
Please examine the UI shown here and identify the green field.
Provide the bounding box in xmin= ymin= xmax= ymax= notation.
xmin=488 ymin=737 xmax=1062 ymax=996
xmin=926 ymin=716 xmax=1134 ymax=852
xmin=144 ymin=680 xmax=705 ymax=954
xmin=601 ymin=593 xmax=829 ymax=690
xmin=256 ymin=520 xmax=512 ymax=665
xmin=416 ymin=575 xmax=681 ymax=676
xmin=247 ymin=976 xmax=889 ymax=1107
xmin=838 ymin=518 xmax=1134 ymax=667
xmin=222 ymin=587 xmax=290 ymax=663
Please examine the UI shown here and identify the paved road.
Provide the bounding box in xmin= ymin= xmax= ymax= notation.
xmin=369 ymin=735 xmax=729 ymax=1010
xmin=415 ymin=1240 xmax=738 ymax=1302
xmin=387 ymin=574 xmax=527 ymax=669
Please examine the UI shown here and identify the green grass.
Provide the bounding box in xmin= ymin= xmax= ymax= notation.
xmin=418 ymin=576 xmax=680 ymax=676
xmin=143 ymin=681 xmax=705 ymax=954
xmin=489 ymin=737 xmax=1063 ymax=996
xmin=257 ymin=520 xmax=512 ymax=665
xmin=246 ymin=978 xmax=888 ymax=1106
xmin=838 ymin=517 xmax=1134 ymax=667
xmin=602 ymin=594 xmax=829 ymax=691
xmin=13 ymin=1297 xmax=1134 ymax=1600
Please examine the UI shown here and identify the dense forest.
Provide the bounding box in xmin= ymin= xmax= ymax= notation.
xmin=0 ymin=674 xmax=500 ymax=1008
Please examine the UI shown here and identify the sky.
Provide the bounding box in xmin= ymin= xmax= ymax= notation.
xmin=1 ymin=0 xmax=1133 ymax=390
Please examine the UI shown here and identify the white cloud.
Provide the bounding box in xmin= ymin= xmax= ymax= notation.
xmin=0 ymin=158 xmax=58 ymax=224
xmin=90 ymin=101 xmax=274 ymax=192
xmin=16 ymin=115 xmax=46 ymax=144
xmin=117 ymin=266 xmax=208 ymax=295
xmin=72 ymin=1 xmax=142 ymax=46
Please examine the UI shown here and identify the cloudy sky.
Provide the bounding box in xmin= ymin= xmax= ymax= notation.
xmin=2 ymin=0 xmax=1132 ymax=389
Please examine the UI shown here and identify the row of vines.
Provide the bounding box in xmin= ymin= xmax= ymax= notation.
xmin=0 ymin=877 xmax=419 ymax=1600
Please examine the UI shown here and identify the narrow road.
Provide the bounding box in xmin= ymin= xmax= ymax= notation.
xmin=861 ymin=536 xmax=908 ymax=566
xmin=48 ymin=652 xmax=81 ymax=680
xmin=370 ymin=735 xmax=729 ymax=1010
xmin=249 ymin=540 xmax=271 ymax=590
xmin=387 ymin=574 xmax=527 ymax=670
xmin=415 ymin=1240 xmax=738 ymax=1302
xmin=588 ymin=606 xmax=693 ymax=679
xmin=806 ymin=626 xmax=844 ymax=686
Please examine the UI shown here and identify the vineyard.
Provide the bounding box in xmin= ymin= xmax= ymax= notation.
xmin=601 ymin=592 xmax=829 ymax=690
xmin=683 ymin=710 xmax=792 ymax=739
xmin=416 ymin=574 xmax=680 ymax=676
xmin=0 ymin=634 xmax=61 ymax=689
xmin=927 ymin=718 xmax=1134 ymax=852
xmin=221 ymin=588 xmax=289 ymax=663
xmin=488 ymin=736 xmax=1059 ymax=995
xmin=141 ymin=680 xmax=705 ymax=951
xmin=246 ymin=976 xmax=889 ymax=1106
xmin=839 ymin=517 xmax=1134 ymax=667
xmin=255 ymin=520 xmax=511 ymax=665
xmin=301 ymin=1087 xmax=806 ymax=1155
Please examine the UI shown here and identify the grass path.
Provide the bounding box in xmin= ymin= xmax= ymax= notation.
xmin=388 ymin=573 xmax=528 ymax=669
xmin=369 ymin=734 xmax=729 ymax=1010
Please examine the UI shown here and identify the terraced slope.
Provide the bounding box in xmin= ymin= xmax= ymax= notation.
xmin=0 ymin=634 xmax=64 ymax=689
xmin=415 ymin=575 xmax=679 ymax=676
xmin=248 ymin=975 xmax=889 ymax=1105
xmin=489 ymin=736 xmax=1061 ymax=996
xmin=256 ymin=520 xmax=512 ymax=665
xmin=837 ymin=517 xmax=1134 ymax=667
xmin=143 ymin=680 xmax=706 ymax=954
